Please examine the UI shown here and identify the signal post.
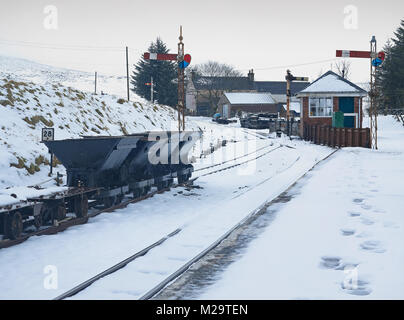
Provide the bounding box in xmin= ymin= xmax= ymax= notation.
xmin=336 ymin=36 xmax=385 ymax=149
xmin=285 ymin=70 xmax=308 ymax=137
xmin=143 ymin=26 xmax=191 ymax=132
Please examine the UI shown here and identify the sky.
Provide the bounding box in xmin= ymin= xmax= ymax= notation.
xmin=0 ymin=0 xmax=403 ymax=84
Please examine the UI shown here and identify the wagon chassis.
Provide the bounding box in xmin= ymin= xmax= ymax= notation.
xmin=0 ymin=167 xmax=194 ymax=249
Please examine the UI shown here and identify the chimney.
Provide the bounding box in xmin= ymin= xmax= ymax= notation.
xmin=248 ymin=69 xmax=254 ymax=82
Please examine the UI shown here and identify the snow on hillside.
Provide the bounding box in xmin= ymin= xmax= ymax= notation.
xmin=0 ymin=55 xmax=128 ymax=97
xmin=0 ymin=56 xmax=200 ymax=190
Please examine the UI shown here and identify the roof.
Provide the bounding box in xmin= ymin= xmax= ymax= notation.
xmin=298 ymin=70 xmax=368 ymax=96
xmin=254 ymin=81 xmax=310 ymax=95
xmin=224 ymin=92 xmax=276 ymax=105
xmin=192 ymin=76 xmax=254 ymax=91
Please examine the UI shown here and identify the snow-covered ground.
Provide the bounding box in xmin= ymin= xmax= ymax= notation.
xmin=196 ymin=115 xmax=404 ymax=300
xmin=0 ymin=115 xmax=332 ymax=299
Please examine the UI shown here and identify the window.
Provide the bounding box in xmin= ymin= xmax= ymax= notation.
xmin=309 ymin=98 xmax=333 ymax=117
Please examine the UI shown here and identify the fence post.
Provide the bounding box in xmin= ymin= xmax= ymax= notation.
xmin=347 ymin=129 xmax=352 ymax=147
xmin=326 ymin=126 xmax=330 ymax=146
xmin=320 ymin=126 xmax=324 ymax=145
xmin=341 ymin=128 xmax=346 ymax=147
xmin=336 ymin=128 xmax=340 ymax=147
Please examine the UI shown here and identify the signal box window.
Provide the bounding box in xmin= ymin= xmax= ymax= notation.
xmin=309 ymin=98 xmax=333 ymax=117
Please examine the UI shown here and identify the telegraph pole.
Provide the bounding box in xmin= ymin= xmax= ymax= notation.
xmin=177 ymin=26 xmax=185 ymax=131
xmin=94 ymin=71 xmax=97 ymax=94
xmin=286 ymin=70 xmax=292 ymax=137
xmin=369 ymin=36 xmax=378 ymax=150
xmin=151 ymin=76 xmax=154 ymax=103
xmin=126 ymin=46 xmax=130 ymax=101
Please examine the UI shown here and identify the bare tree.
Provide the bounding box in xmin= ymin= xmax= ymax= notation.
xmin=193 ymin=61 xmax=243 ymax=78
xmin=334 ymin=60 xmax=351 ymax=79
xmin=190 ymin=61 xmax=244 ymax=114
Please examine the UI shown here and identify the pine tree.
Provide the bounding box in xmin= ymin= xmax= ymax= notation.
xmin=377 ymin=19 xmax=404 ymax=111
xmin=131 ymin=38 xmax=177 ymax=106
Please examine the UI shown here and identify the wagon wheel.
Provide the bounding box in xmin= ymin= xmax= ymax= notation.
xmin=178 ymin=174 xmax=190 ymax=184
xmin=156 ymin=181 xmax=165 ymax=191
xmin=55 ymin=203 xmax=66 ymax=221
xmin=74 ymin=194 xmax=88 ymax=218
xmin=34 ymin=210 xmax=43 ymax=230
xmin=133 ymin=189 xmax=141 ymax=199
xmin=103 ymin=196 xmax=115 ymax=209
xmin=142 ymin=186 xmax=150 ymax=196
xmin=6 ymin=211 xmax=23 ymax=240
xmin=178 ymin=175 xmax=186 ymax=184
xmin=167 ymin=178 xmax=174 ymax=187
xmin=115 ymin=194 xmax=124 ymax=205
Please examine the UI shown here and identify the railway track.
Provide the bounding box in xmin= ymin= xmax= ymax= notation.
xmin=195 ymin=145 xmax=283 ymax=179
xmin=53 ymin=143 xmax=308 ymax=300
xmin=241 ymin=129 xmax=268 ymax=140
xmin=140 ymin=149 xmax=339 ymax=300
xmin=53 ymin=228 xmax=182 ymax=300
xmin=194 ymin=141 xmax=275 ymax=173
xmin=0 ymin=141 xmax=283 ymax=250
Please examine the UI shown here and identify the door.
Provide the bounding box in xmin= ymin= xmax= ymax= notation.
xmin=339 ymin=97 xmax=355 ymax=128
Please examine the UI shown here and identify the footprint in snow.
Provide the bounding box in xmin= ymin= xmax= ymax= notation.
xmin=320 ymin=256 xmax=341 ymax=269
xmin=360 ymin=217 xmax=375 ymax=226
xmin=348 ymin=211 xmax=361 ymax=217
xmin=373 ymin=208 xmax=385 ymax=214
xmin=361 ymin=204 xmax=372 ymax=210
xmin=335 ymin=262 xmax=359 ymax=271
xmin=320 ymin=257 xmax=361 ymax=275
xmin=341 ymin=279 xmax=372 ymax=296
xmin=340 ymin=228 xmax=355 ymax=236
xmin=360 ymin=240 xmax=386 ymax=253
xmin=353 ymin=198 xmax=364 ymax=204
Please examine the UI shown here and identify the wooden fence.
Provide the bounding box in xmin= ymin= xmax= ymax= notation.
xmin=303 ymin=125 xmax=371 ymax=148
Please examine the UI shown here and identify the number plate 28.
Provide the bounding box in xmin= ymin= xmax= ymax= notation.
xmin=42 ymin=128 xmax=55 ymax=141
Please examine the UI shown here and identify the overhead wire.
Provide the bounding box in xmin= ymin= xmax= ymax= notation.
xmin=0 ymin=38 xmax=343 ymax=72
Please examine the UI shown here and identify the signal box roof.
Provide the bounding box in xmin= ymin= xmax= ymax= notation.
xmin=297 ymin=71 xmax=367 ymax=97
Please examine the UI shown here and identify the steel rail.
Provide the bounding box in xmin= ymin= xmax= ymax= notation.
xmin=196 ymin=145 xmax=284 ymax=178
xmin=53 ymin=228 xmax=182 ymax=300
xmin=194 ymin=142 xmax=276 ymax=172
xmin=139 ymin=148 xmax=339 ymax=300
